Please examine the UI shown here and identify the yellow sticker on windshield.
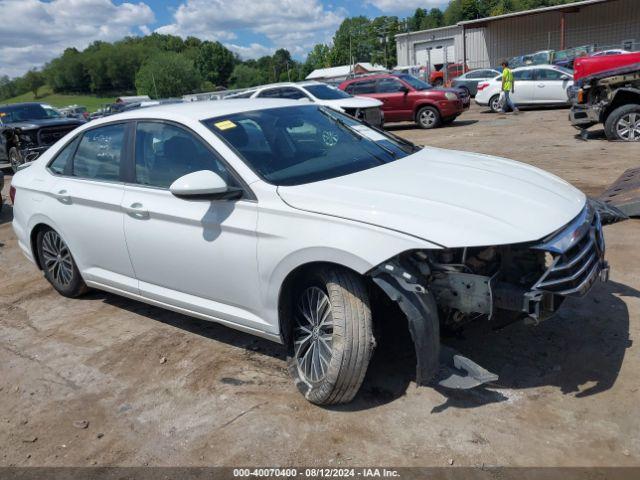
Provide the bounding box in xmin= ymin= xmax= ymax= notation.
xmin=214 ymin=120 xmax=237 ymax=130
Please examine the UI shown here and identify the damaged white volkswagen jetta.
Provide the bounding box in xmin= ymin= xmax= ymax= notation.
xmin=11 ymin=100 xmax=610 ymax=404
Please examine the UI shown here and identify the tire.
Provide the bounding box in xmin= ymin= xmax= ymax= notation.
xmin=489 ymin=94 xmax=501 ymax=113
xmin=460 ymin=86 xmax=470 ymax=97
xmin=286 ymin=267 xmax=374 ymax=405
xmin=9 ymin=147 xmax=24 ymax=173
xmin=416 ymin=106 xmax=441 ymax=129
xmin=37 ymin=228 xmax=88 ymax=298
xmin=604 ymin=104 xmax=640 ymax=142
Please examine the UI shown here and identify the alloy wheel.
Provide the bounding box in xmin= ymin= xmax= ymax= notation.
xmin=41 ymin=230 xmax=74 ymax=287
xmin=419 ymin=109 xmax=437 ymax=127
xmin=616 ymin=113 xmax=640 ymax=141
xmin=293 ymin=286 xmax=333 ymax=383
xmin=491 ymin=96 xmax=501 ymax=112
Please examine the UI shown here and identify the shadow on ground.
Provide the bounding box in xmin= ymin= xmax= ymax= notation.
xmin=89 ymin=275 xmax=634 ymax=413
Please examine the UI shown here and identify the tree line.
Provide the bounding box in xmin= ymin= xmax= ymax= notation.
xmin=0 ymin=0 xmax=576 ymax=102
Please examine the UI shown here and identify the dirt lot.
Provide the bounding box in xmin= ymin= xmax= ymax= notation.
xmin=1 ymin=104 xmax=639 ymax=468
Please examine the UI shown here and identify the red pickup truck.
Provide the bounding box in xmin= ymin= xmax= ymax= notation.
xmin=570 ymin=52 xmax=640 ymax=141
xmin=339 ymin=73 xmax=470 ymax=129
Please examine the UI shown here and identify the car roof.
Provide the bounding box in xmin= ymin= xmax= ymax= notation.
xmin=342 ymin=73 xmax=397 ymax=83
xmin=252 ymin=81 xmax=324 ymax=90
xmin=512 ymin=64 xmax=565 ymax=71
xmin=85 ymin=98 xmax=304 ymax=126
xmin=0 ymin=102 xmax=45 ymax=109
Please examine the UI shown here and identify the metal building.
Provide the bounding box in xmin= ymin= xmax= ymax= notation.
xmin=395 ymin=0 xmax=640 ymax=70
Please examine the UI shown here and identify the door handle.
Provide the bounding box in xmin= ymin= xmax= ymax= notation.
xmin=53 ymin=189 xmax=71 ymax=204
xmin=538 ymin=83 xmax=545 ymax=87
xmin=123 ymin=202 xmax=149 ymax=219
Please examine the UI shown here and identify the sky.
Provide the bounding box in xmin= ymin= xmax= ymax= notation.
xmin=0 ymin=0 xmax=449 ymax=78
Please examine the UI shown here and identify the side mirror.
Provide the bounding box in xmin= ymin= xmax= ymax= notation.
xmin=400 ymin=86 xmax=409 ymax=94
xmin=169 ymin=170 xmax=242 ymax=200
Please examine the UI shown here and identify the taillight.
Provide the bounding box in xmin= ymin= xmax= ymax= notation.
xmin=9 ymin=185 xmax=16 ymax=204
xmin=477 ymin=82 xmax=489 ymax=91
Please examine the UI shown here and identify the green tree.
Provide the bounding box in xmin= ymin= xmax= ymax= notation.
xmin=330 ymin=16 xmax=373 ymax=66
xmin=422 ymin=8 xmax=444 ymax=29
xmin=135 ymin=52 xmax=201 ymax=98
xmin=195 ymin=41 xmax=235 ymax=87
xmin=408 ymin=8 xmax=426 ymax=31
xmin=229 ymin=64 xmax=264 ymax=88
xmin=304 ymin=43 xmax=331 ymax=75
xmin=23 ymin=70 xmax=45 ymax=98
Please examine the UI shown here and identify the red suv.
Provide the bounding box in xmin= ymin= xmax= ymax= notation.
xmin=339 ymin=73 xmax=469 ymax=129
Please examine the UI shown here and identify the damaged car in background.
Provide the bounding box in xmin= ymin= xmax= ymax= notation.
xmin=1 ymin=102 xmax=84 ymax=172
xmin=10 ymin=100 xmax=616 ymax=405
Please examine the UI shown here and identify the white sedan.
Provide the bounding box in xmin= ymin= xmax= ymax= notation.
xmin=475 ymin=65 xmax=574 ymax=112
xmin=226 ymin=81 xmax=384 ymax=127
xmin=10 ymin=100 xmax=608 ymax=404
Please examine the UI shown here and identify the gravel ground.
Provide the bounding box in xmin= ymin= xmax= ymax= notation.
xmin=0 ymin=104 xmax=639 ymax=467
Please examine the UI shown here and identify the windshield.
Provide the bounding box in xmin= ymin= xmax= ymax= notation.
xmin=303 ymin=84 xmax=352 ymax=100
xmin=204 ymin=105 xmax=417 ymax=186
xmin=397 ymin=74 xmax=432 ymax=90
xmin=0 ymin=103 xmax=58 ymax=122
xmin=555 ymin=66 xmax=573 ymax=76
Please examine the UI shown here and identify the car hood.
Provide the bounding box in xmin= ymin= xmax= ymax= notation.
xmin=323 ymin=96 xmax=383 ymax=108
xmin=4 ymin=118 xmax=84 ymax=130
xmin=277 ymin=147 xmax=586 ymax=248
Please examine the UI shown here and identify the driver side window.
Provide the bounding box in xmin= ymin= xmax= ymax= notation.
xmin=134 ymin=122 xmax=236 ymax=189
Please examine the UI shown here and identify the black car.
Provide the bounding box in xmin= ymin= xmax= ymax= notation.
xmin=0 ymin=102 xmax=84 ymax=172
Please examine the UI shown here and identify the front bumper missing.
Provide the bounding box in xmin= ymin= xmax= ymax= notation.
xmin=369 ymin=203 xmax=610 ymax=390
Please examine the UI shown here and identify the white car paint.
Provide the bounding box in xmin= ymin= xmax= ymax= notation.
xmin=11 ymin=99 xmax=586 ymax=344
xmin=475 ymin=65 xmax=574 ymax=109
xmin=230 ymin=81 xmax=383 ymax=112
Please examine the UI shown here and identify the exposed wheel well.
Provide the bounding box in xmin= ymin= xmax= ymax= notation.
xmin=603 ymin=90 xmax=640 ymax=122
xmin=278 ymin=261 xmax=373 ymax=344
xmin=30 ymin=223 xmax=52 ymax=270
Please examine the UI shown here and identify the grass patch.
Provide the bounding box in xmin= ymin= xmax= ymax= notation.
xmin=1 ymin=86 xmax=117 ymax=112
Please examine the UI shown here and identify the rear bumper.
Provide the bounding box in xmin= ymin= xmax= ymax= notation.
xmin=570 ymin=103 xmax=601 ymax=129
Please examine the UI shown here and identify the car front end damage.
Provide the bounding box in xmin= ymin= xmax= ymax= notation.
xmin=369 ymin=200 xmax=610 ymax=389
xmin=2 ymin=124 xmax=80 ymax=169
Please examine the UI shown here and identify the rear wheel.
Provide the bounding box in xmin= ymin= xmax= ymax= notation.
xmin=416 ymin=106 xmax=441 ymax=129
xmin=604 ymin=104 xmax=640 ymax=142
xmin=489 ymin=95 xmax=501 ymax=113
xmin=37 ymin=228 xmax=87 ymax=298
xmin=286 ymin=267 xmax=374 ymax=405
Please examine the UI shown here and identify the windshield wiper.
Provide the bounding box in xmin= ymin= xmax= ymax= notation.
xmin=319 ymin=107 xmax=399 ymax=159
xmin=318 ymin=107 xmax=362 ymax=141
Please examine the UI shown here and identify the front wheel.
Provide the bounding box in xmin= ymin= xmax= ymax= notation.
xmin=9 ymin=147 xmax=24 ymax=173
xmin=604 ymin=104 xmax=640 ymax=142
xmin=416 ymin=106 xmax=441 ymax=129
xmin=37 ymin=228 xmax=88 ymax=298
xmin=287 ymin=267 xmax=374 ymax=405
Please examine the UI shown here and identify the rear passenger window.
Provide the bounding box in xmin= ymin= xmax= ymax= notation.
xmin=72 ymin=124 xmax=125 ymax=181
xmin=48 ymin=136 xmax=79 ymax=175
xmin=350 ymin=80 xmax=376 ymax=94
xmin=513 ymin=70 xmax=534 ymax=81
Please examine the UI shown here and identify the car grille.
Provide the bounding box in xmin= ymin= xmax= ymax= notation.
xmin=532 ymin=204 xmax=606 ymax=297
xmin=37 ymin=126 xmax=77 ymax=146
xmin=363 ymin=108 xmax=382 ymax=124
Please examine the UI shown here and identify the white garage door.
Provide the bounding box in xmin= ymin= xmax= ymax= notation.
xmin=414 ymin=39 xmax=455 ymax=68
